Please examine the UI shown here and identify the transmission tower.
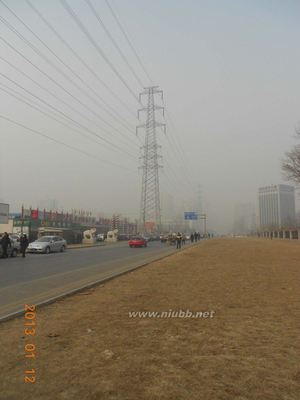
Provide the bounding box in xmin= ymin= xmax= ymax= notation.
xmin=137 ymin=86 xmax=166 ymax=233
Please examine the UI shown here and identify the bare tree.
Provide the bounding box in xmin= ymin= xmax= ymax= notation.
xmin=282 ymin=130 xmax=300 ymax=184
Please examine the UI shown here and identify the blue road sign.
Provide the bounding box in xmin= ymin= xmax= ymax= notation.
xmin=184 ymin=212 xmax=198 ymax=220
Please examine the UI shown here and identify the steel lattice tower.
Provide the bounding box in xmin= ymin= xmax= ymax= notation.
xmin=137 ymin=86 xmax=166 ymax=233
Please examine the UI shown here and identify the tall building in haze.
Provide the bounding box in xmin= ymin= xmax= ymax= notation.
xmin=258 ymin=185 xmax=295 ymax=229
xmin=233 ymin=203 xmax=256 ymax=234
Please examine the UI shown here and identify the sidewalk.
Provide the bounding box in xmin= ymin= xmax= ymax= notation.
xmin=1 ymin=238 xmax=299 ymax=400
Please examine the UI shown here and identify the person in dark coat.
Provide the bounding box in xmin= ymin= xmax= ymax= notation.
xmin=194 ymin=232 xmax=198 ymax=242
xmin=191 ymin=233 xmax=194 ymax=243
xmin=176 ymin=232 xmax=182 ymax=249
xmin=182 ymin=234 xmax=186 ymax=245
xmin=0 ymin=232 xmax=11 ymax=258
xmin=20 ymin=234 xmax=29 ymax=258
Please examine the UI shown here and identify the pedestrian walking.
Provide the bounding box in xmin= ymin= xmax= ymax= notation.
xmin=194 ymin=232 xmax=198 ymax=242
xmin=0 ymin=232 xmax=11 ymax=258
xmin=176 ymin=232 xmax=182 ymax=249
xmin=182 ymin=234 xmax=186 ymax=245
xmin=190 ymin=233 xmax=194 ymax=243
xmin=20 ymin=234 xmax=29 ymax=258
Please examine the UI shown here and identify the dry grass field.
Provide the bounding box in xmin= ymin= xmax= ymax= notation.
xmin=0 ymin=238 xmax=300 ymax=400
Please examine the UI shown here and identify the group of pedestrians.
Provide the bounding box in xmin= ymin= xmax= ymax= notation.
xmin=191 ymin=232 xmax=201 ymax=243
xmin=0 ymin=232 xmax=29 ymax=258
xmin=176 ymin=232 xmax=183 ymax=249
xmin=0 ymin=232 xmax=11 ymax=258
xmin=175 ymin=232 xmax=201 ymax=249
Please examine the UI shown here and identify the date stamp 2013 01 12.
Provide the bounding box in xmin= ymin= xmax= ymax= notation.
xmin=24 ymin=304 xmax=36 ymax=383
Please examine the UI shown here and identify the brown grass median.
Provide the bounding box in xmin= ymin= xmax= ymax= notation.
xmin=1 ymin=238 xmax=300 ymax=400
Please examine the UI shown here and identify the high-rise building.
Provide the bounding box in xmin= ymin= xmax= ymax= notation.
xmin=258 ymin=184 xmax=296 ymax=229
xmin=233 ymin=203 xmax=256 ymax=234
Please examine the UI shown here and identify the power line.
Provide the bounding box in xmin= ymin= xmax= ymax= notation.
xmin=103 ymin=0 xmax=196 ymax=193
xmin=60 ymin=0 xmax=140 ymax=104
xmin=0 ymin=12 xmax=137 ymax=146
xmin=0 ymin=53 xmax=139 ymax=151
xmin=162 ymin=156 xmax=192 ymax=193
xmin=0 ymin=114 xmax=137 ymax=171
xmin=1 ymin=0 xmax=195 ymax=209
xmin=103 ymin=0 xmax=194 ymax=194
xmin=0 ymin=82 xmax=138 ymax=160
xmin=0 ymin=34 xmax=141 ymax=153
xmin=164 ymin=133 xmax=195 ymax=189
xmin=0 ymin=70 xmax=137 ymax=159
xmin=84 ymin=0 xmax=144 ymax=88
xmin=1 ymin=0 xmax=136 ymax=134
xmin=160 ymin=116 xmax=195 ymax=190
xmin=165 ymin=110 xmax=194 ymax=177
xmin=25 ymin=0 xmax=138 ymax=121
xmin=105 ymin=0 xmax=153 ymax=85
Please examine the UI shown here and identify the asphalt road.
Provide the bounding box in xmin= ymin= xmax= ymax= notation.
xmin=0 ymin=241 xmax=186 ymax=319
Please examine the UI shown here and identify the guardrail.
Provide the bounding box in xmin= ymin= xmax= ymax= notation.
xmin=258 ymin=230 xmax=299 ymax=239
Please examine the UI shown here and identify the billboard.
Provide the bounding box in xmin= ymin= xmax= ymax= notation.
xmin=31 ymin=209 xmax=39 ymax=220
xmin=184 ymin=212 xmax=198 ymax=220
xmin=0 ymin=203 xmax=9 ymax=224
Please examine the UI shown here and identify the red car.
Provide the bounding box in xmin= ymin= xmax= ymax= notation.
xmin=128 ymin=237 xmax=147 ymax=248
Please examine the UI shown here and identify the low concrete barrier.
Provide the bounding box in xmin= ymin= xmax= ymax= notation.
xmin=259 ymin=230 xmax=299 ymax=240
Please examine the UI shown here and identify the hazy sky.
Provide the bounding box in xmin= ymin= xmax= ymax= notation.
xmin=1 ymin=0 xmax=300 ymax=232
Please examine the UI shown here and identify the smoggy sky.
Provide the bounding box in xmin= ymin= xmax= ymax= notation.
xmin=1 ymin=0 xmax=300 ymax=233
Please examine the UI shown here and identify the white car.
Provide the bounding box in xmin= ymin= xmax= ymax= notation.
xmin=27 ymin=236 xmax=67 ymax=254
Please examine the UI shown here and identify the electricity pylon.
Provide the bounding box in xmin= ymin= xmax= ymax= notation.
xmin=137 ymin=86 xmax=166 ymax=233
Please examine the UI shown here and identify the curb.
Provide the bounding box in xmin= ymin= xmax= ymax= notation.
xmin=67 ymin=243 xmax=105 ymax=250
xmin=67 ymin=241 xmax=127 ymax=250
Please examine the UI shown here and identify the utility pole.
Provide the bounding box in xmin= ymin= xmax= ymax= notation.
xmin=197 ymin=184 xmax=203 ymax=232
xmin=137 ymin=86 xmax=166 ymax=233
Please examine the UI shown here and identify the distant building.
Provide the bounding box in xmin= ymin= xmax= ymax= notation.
xmin=233 ymin=203 xmax=256 ymax=234
xmin=258 ymin=184 xmax=296 ymax=229
xmin=0 ymin=202 xmax=12 ymax=233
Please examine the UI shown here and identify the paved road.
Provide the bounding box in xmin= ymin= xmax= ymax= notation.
xmin=0 ymin=241 xmax=186 ymax=319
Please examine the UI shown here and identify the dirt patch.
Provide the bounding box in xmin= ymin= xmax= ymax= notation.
xmin=1 ymin=238 xmax=300 ymax=399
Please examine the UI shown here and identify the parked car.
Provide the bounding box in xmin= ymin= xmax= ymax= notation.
xmin=118 ymin=234 xmax=130 ymax=241
xmin=0 ymin=234 xmax=19 ymax=257
xmin=10 ymin=234 xmax=21 ymax=251
xmin=128 ymin=236 xmax=147 ymax=248
xmin=160 ymin=234 xmax=168 ymax=243
xmin=96 ymin=233 xmax=105 ymax=242
xmin=27 ymin=236 xmax=67 ymax=254
xmin=150 ymin=235 xmax=160 ymax=241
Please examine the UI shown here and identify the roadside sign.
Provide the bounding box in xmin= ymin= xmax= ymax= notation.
xmin=184 ymin=212 xmax=198 ymax=220
xmin=31 ymin=209 xmax=38 ymax=219
xmin=0 ymin=203 xmax=9 ymax=224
